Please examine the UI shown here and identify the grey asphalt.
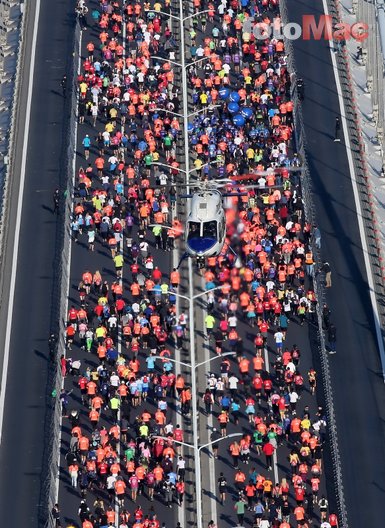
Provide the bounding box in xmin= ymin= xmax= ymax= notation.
xmin=290 ymin=0 xmax=385 ymax=526
xmin=189 ymin=9 xmax=331 ymax=528
xmin=56 ymin=3 xmax=187 ymax=527
xmin=195 ymin=304 xmax=329 ymax=527
xmin=0 ymin=0 xmax=383 ymax=526
xmin=0 ymin=0 xmax=77 ymax=526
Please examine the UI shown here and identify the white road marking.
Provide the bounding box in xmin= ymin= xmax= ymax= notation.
xmin=263 ymin=345 xmax=279 ymax=484
xmin=115 ymin=12 xmax=126 ymax=527
xmin=199 ymin=274 xmax=217 ymax=524
xmin=320 ymin=0 xmax=385 ymax=371
xmin=0 ymin=0 xmax=42 ymax=443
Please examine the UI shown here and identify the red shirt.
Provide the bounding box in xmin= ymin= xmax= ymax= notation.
xmin=152 ymin=268 xmax=162 ymax=281
xmin=263 ymin=443 xmax=275 ymax=456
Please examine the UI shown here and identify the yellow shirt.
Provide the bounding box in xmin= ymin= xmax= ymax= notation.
xmin=114 ymin=254 xmax=124 ymax=267
xmin=246 ymin=148 xmax=254 ymax=159
xmin=301 ymin=418 xmax=311 ymax=430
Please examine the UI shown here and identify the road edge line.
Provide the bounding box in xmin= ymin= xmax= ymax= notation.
xmin=0 ymin=0 xmax=41 ymax=444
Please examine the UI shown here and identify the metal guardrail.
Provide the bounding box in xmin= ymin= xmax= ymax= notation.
xmin=279 ymin=1 xmax=350 ymax=526
xmin=38 ymin=16 xmax=80 ymax=528
xmin=0 ymin=1 xmax=23 ymax=339
xmin=328 ymin=0 xmax=385 ymax=344
xmin=352 ymin=0 xmax=385 ymax=153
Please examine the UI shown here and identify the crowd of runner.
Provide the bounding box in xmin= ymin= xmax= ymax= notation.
xmin=55 ymin=0 xmax=338 ymax=526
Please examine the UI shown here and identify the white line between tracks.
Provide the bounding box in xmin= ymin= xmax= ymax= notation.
xmin=263 ymin=346 xmax=279 ymax=485
xmin=0 ymin=0 xmax=41 ymax=443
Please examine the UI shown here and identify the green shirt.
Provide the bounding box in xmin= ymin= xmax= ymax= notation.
xmin=110 ymin=397 xmax=120 ymax=410
xmin=114 ymin=254 xmax=124 ymax=267
xmin=235 ymin=500 xmax=246 ymax=514
xmin=139 ymin=424 xmax=149 ymax=437
xmin=144 ymin=153 xmax=153 ymax=166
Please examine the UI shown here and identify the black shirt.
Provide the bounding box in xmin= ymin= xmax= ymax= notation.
xmin=218 ymin=476 xmax=227 ymax=490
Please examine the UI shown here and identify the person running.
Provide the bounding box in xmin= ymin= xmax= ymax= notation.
xmin=328 ymin=324 xmax=337 ymax=354
xmin=218 ymin=472 xmax=227 ymax=504
xmin=334 ymin=117 xmax=341 ymax=142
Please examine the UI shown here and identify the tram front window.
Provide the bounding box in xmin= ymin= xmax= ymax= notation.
xmin=203 ymin=220 xmax=217 ymax=239
xmin=187 ymin=221 xmax=201 ymax=240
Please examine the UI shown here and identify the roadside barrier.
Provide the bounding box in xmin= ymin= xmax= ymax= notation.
xmin=279 ymin=1 xmax=350 ymax=526
xmin=40 ymin=16 xmax=80 ymax=528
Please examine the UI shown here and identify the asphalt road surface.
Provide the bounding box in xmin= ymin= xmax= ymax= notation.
xmin=57 ymin=1 xmax=189 ymax=527
xmin=188 ymin=6 xmax=332 ymax=528
xmin=289 ymin=0 xmax=385 ymax=526
xmin=0 ymin=0 xmax=384 ymax=526
xmin=0 ymin=0 xmax=76 ymax=526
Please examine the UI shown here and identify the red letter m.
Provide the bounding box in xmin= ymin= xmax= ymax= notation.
xmin=302 ymin=14 xmax=333 ymax=40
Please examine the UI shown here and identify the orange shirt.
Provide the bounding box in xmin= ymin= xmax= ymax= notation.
xmin=235 ymin=471 xmax=246 ymax=482
xmin=253 ymin=356 xmax=264 ymax=371
xmin=115 ymin=479 xmax=126 ymax=495
xmin=79 ymin=436 xmax=89 ymax=451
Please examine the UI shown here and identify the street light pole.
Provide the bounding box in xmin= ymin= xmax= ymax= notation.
xmin=152 ymin=351 xmax=236 ymax=369
xmin=153 ymin=432 xmax=243 ymax=453
xmin=153 ymin=104 xmax=220 ymax=120
xmin=175 ymin=0 xmax=204 ymax=525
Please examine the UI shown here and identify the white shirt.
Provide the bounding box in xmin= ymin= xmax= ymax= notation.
xmin=286 ymin=361 xmax=296 ymax=373
xmin=223 ymin=63 xmax=230 ymax=74
xmin=289 ymin=391 xmax=299 ymax=403
xmin=110 ymin=374 xmax=120 ymax=387
xmin=108 ymin=316 xmax=117 ymax=328
xmin=107 ymin=475 xmax=117 ymax=489
xmin=229 ymin=376 xmax=238 ymax=389
xmin=216 ymin=380 xmax=224 ymax=391
xmin=274 ymin=331 xmax=283 ymax=344
xmin=228 ymin=315 xmax=237 ymax=328
xmin=177 ymin=458 xmax=186 ymax=469
xmin=159 ymin=173 xmax=168 ymax=185
xmin=164 ymin=423 xmax=174 ymax=435
xmin=208 ymin=377 xmax=217 ymax=389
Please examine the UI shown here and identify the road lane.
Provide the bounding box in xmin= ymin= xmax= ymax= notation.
xmin=57 ymin=1 xmax=191 ymax=527
xmin=289 ymin=0 xmax=385 ymax=526
xmin=0 ymin=0 xmax=77 ymax=526
xmin=186 ymin=3 xmax=333 ymax=528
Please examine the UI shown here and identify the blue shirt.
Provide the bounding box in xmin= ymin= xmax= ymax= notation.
xmin=168 ymin=472 xmax=177 ymax=484
xmin=222 ymin=396 xmax=230 ymax=408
